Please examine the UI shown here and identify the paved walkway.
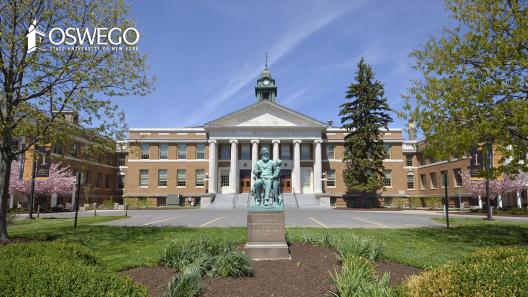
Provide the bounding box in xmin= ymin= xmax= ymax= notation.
xmin=18 ymin=208 xmax=528 ymax=229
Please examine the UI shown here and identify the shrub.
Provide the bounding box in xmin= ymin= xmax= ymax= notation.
xmin=159 ymin=238 xmax=236 ymax=270
xmin=402 ymin=247 xmax=528 ymax=296
xmin=409 ymin=197 xmax=422 ymax=208
xmin=423 ymin=197 xmax=443 ymax=209
xmin=391 ymin=198 xmax=409 ymax=209
xmin=165 ymin=271 xmax=203 ymax=297
xmin=0 ymin=240 xmax=147 ymax=297
xmin=6 ymin=212 xmax=15 ymax=225
xmin=330 ymin=255 xmax=391 ymax=297
xmin=333 ymin=235 xmax=384 ymax=261
xmin=209 ymin=251 xmax=255 ymax=278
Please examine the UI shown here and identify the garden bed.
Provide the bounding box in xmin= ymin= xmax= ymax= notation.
xmin=123 ymin=243 xmax=423 ymax=297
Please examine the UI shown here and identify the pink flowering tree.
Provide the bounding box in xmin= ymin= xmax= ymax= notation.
xmin=9 ymin=161 xmax=76 ymax=202
xmin=461 ymin=170 xmax=528 ymax=216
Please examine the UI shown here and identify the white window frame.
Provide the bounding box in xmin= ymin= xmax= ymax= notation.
xmin=327 ymin=169 xmax=336 ymax=187
xmin=159 ymin=144 xmax=168 ymax=160
xmin=177 ymin=169 xmax=186 ymax=187
xmin=196 ymin=144 xmax=205 ymax=159
xmin=158 ymin=169 xmax=168 ymax=187
xmin=195 ymin=169 xmax=205 ymax=187
xmin=141 ymin=144 xmax=150 ymax=159
xmin=139 ymin=169 xmax=149 ymax=187
xmin=178 ymin=144 xmax=187 ymax=159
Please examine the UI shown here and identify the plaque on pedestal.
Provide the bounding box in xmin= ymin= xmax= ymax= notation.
xmin=244 ymin=210 xmax=290 ymax=260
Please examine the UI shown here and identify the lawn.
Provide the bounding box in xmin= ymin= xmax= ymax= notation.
xmin=7 ymin=216 xmax=528 ymax=271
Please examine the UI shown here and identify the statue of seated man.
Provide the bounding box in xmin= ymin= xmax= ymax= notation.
xmin=252 ymin=147 xmax=279 ymax=206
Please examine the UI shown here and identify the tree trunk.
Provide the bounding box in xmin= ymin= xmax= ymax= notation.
xmin=0 ymin=152 xmax=12 ymax=241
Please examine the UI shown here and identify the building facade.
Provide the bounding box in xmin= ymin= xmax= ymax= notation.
xmin=122 ymin=67 xmax=527 ymax=208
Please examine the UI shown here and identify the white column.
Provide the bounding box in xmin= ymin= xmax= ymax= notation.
xmin=9 ymin=194 xmax=14 ymax=209
xmin=272 ymin=140 xmax=280 ymax=160
xmin=51 ymin=193 xmax=58 ymax=207
xmin=251 ymin=140 xmax=259 ymax=189
xmin=208 ymin=140 xmax=217 ymax=194
xmin=497 ymin=194 xmax=503 ymax=209
xmin=478 ymin=195 xmax=482 ymax=209
xmin=313 ymin=139 xmax=323 ymax=194
xmin=229 ymin=139 xmax=238 ymax=193
xmin=292 ymin=139 xmax=301 ymax=193
xmin=517 ymin=191 xmax=522 ymax=208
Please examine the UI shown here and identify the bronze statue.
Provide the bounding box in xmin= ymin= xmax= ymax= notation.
xmin=252 ymin=147 xmax=283 ymax=207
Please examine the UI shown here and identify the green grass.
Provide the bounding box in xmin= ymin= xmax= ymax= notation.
xmin=8 ymin=216 xmax=528 ymax=271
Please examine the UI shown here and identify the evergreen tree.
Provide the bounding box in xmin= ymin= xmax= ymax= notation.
xmin=339 ymin=58 xmax=392 ymax=194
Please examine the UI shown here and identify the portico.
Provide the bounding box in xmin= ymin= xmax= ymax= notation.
xmin=204 ymin=101 xmax=327 ymax=195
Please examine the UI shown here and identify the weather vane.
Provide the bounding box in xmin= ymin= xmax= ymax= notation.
xmin=265 ymin=52 xmax=269 ymax=68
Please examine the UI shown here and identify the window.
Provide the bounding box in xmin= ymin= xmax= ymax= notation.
xmin=280 ymin=144 xmax=291 ymax=160
xmin=85 ymin=171 xmax=91 ymax=185
xmin=118 ymin=154 xmax=126 ymax=166
xmin=220 ymin=144 xmax=230 ymax=160
xmin=441 ymin=170 xmax=448 ymax=188
xmin=195 ymin=169 xmax=205 ymax=187
xmin=301 ymin=143 xmax=311 ymax=160
xmin=430 ymin=172 xmax=438 ymax=189
xmin=240 ymin=144 xmax=250 ymax=160
xmin=196 ymin=144 xmax=205 ymax=159
xmin=454 ymin=169 xmax=463 ymax=187
xmin=406 ymin=155 xmax=413 ymax=167
xmin=53 ymin=145 xmax=63 ymax=155
xmin=139 ymin=169 xmax=149 ymax=187
xmin=177 ymin=169 xmax=186 ymax=187
xmin=158 ymin=169 xmax=167 ymax=186
xmin=141 ymin=144 xmax=150 ymax=159
xmin=327 ymin=170 xmax=336 ymax=187
xmin=326 ymin=144 xmax=335 ymax=159
xmin=221 ymin=175 xmax=229 ymax=187
xmin=420 ymin=174 xmax=426 ymax=190
xmin=105 ymin=174 xmax=111 ymax=188
xmin=384 ymin=144 xmax=391 ymax=159
xmin=118 ymin=175 xmax=125 ymax=189
xmin=70 ymin=143 xmax=80 ymax=157
xmin=96 ymin=173 xmax=102 ymax=188
xmin=159 ymin=144 xmax=168 ymax=159
xmin=383 ymin=170 xmax=392 ymax=187
xmin=407 ymin=173 xmax=415 ymax=189
xmin=178 ymin=144 xmax=187 ymax=159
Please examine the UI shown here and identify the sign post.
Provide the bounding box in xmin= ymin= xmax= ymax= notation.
xmin=444 ymin=173 xmax=450 ymax=229
xmin=73 ymin=172 xmax=81 ymax=228
xmin=27 ymin=145 xmax=51 ymax=219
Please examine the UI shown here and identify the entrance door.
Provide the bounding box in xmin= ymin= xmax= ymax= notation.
xmin=239 ymin=170 xmax=252 ymax=193
xmin=301 ymin=168 xmax=313 ymax=194
xmin=219 ymin=168 xmax=230 ymax=194
xmin=280 ymin=169 xmax=292 ymax=193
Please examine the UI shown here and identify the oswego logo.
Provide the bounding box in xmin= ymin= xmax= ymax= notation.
xmin=26 ymin=19 xmax=139 ymax=53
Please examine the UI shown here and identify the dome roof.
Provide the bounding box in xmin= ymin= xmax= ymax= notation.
xmin=260 ymin=67 xmax=272 ymax=78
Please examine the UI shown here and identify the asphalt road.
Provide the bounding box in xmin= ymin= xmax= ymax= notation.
xmin=21 ymin=208 xmax=528 ymax=229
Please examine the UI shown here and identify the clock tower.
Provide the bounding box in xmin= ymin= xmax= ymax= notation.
xmin=255 ymin=66 xmax=277 ymax=102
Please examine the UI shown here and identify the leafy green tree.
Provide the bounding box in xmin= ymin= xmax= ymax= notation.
xmin=0 ymin=0 xmax=154 ymax=240
xmin=402 ymin=0 xmax=528 ymax=175
xmin=339 ymin=58 xmax=392 ymax=195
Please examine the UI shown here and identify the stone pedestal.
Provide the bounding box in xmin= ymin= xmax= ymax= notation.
xmin=244 ymin=210 xmax=290 ymax=260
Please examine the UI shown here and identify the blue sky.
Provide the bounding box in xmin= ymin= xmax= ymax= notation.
xmin=117 ymin=0 xmax=453 ymax=136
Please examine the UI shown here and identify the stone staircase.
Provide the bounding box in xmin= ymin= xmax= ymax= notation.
xmin=208 ymin=193 xmax=329 ymax=209
xmin=282 ymin=193 xmax=329 ymax=209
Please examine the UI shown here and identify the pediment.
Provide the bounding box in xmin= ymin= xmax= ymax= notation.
xmin=204 ymin=101 xmax=326 ymax=128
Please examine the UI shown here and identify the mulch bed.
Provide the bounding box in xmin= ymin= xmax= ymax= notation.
xmin=375 ymin=262 xmax=424 ymax=286
xmin=122 ymin=267 xmax=177 ymax=297
xmin=122 ymin=244 xmax=424 ymax=297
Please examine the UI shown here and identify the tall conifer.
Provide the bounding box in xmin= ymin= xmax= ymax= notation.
xmin=339 ymin=58 xmax=392 ymax=195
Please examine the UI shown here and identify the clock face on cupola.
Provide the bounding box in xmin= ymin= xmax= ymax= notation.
xmin=255 ymin=66 xmax=277 ymax=102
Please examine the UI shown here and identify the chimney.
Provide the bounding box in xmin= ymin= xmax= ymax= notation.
xmin=408 ymin=120 xmax=416 ymax=140
xmin=53 ymin=110 xmax=80 ymax=125
xmin=327 ymin=120 xmax=333 ymax=127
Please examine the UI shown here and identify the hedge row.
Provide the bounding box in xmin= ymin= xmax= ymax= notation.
xmin=402 ymin=246 xmax=528 ymax=296
xmin=0 ymin=240 xmax=147 ymax=297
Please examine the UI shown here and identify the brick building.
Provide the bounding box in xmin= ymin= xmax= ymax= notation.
xmin=121 ymin=67 xmax=528 ymax=209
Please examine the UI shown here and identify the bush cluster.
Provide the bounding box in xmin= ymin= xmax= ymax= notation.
xmin=0 ymin=240 xmax=147 ymax=297
xmin=161 ymin=238 xmax=254 ymax=297
xmin=331 ymin=255 xmax=391 ymax=297
xmin=402 ymin=246 xmax=528 ymax=296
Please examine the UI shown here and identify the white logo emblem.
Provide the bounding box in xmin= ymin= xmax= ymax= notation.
xmin=26 ymin=20 xmax=45 ymax=53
